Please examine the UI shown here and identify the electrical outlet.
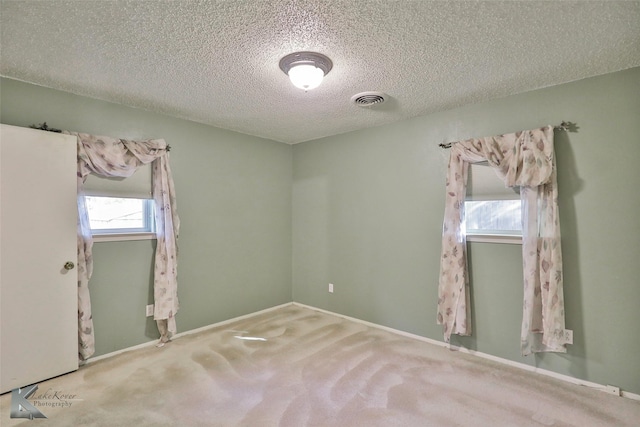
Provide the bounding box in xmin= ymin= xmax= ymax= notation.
xmin=605 ymin=385 xmax=620 ymax=396
xmin=146 ymin=304 xmax=154 ymax=317
xmin=563 ymin=329 xmax=573 ymax=345
xmin=329 ymin=283 xmax=334 ymax=293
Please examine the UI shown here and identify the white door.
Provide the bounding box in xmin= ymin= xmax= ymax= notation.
xmin=0 ymin=124 xmax=78 ymax=394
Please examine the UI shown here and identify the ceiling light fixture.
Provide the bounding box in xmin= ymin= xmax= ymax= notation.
xmin=279 ymin=51 xmax=333 ymax=91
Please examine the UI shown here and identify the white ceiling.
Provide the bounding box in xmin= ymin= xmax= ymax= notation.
xmin=1 ymin=1 xmax=639 ymax=144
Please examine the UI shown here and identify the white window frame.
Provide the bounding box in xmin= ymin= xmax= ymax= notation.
xmin=464 ymin=199 xmax=523 ymax=244
xmin=465 ymin=162 xmax=523 ymax=245
xmin=85 ymin=196 xmax=156 ymax=242
xmin=465 ymin=231 xmax=522 ymax=245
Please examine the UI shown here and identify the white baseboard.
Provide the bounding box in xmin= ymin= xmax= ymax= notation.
xmin=83 ymin=302 xmax=294 ymax=365
xmin=292 ymin=302 xmax=640 ymax=402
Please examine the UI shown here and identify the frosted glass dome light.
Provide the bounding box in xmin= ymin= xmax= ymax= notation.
xmin=279 ymin=52 xmax=333 ymax=91
xmin=287 ymin=64 xmax=325 ymax=90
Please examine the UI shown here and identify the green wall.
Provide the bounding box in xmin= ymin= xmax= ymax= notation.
xmin=0 ymin=78 xmax=293 ymax=357
xmin=2 ymin=68 xmax=639 ymax=394
xmin=292 ymin=67 xmax=640 ymax=394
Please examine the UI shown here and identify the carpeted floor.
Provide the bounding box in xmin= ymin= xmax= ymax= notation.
xmin=1 ymin=304 xmax=638 ymax=426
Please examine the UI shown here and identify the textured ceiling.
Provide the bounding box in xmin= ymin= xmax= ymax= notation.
xmin=1 ymin=1 xmax=639 ymax=144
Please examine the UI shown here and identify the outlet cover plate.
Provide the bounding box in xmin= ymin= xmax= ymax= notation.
xmin=146 ymin=304 xmax=154 ymax=317
xmin=563 ymin=329 xmax=573 ymax=345
xmin=605 ymin=385 xmax=620 ymax=396
xmin=329 ymin=283 xmax=334 ymax=293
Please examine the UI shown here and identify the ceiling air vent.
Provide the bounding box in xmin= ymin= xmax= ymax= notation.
xmin=351 ymin=92 xmax=387 ymax=107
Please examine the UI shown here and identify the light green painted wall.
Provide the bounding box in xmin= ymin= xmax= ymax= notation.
xmin=1 ymin=78 xmax=293 ymax=357
xmin=2 ymin=68 xmax=639 ymax=394
xmin=292 ymin=67 xmax=640 ymax=394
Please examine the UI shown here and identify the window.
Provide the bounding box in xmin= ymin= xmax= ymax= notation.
xmin=465 ymin=162 xmax=522 ymax=244
xmin=83 ymin=164 xmax=155 ymax=241
xmin=86 ymin=196 xmax=155 ymax=240
xmin=465 ymin=199 xmax=522 ymax=237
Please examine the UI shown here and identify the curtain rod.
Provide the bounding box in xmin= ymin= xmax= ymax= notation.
xmin=438 ymin=121 xmax=577 ymax=149
xmin=29 ymin=122 xmax=171 ymax=151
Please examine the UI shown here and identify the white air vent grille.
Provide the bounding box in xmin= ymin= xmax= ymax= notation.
xmin=351 ymin=92 xmax=387 ymax=107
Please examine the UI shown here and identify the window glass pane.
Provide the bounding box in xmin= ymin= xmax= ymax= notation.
xmin=86 ymin=196 xmax=154 ymax=233
xmin=465 ymin=200 xmax=522 ymax=235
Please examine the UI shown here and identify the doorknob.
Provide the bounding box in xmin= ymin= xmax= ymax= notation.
xmin=64 ymin=261 xmax=75 ymax=270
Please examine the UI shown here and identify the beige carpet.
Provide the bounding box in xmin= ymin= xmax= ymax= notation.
xmin=1 ymin=305 xmax=638 ymax=426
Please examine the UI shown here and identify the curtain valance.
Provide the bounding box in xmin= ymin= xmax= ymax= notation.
xmin=437 ymin=125 xmax=568 ymax=355
xmin=69 ymin=132 xmax=180 ymax=360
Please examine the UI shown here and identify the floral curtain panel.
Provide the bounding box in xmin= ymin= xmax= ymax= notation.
xmin=69 ymin=132 xmax=180 ymax=360
xmin=437 ymin=125 xmax=567 ymax=355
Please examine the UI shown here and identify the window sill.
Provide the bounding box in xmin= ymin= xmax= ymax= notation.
xmin=466 ymin=234 xmax=522 ymax=245
xmin=92 ymin=232 xmax=156 ymax=242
